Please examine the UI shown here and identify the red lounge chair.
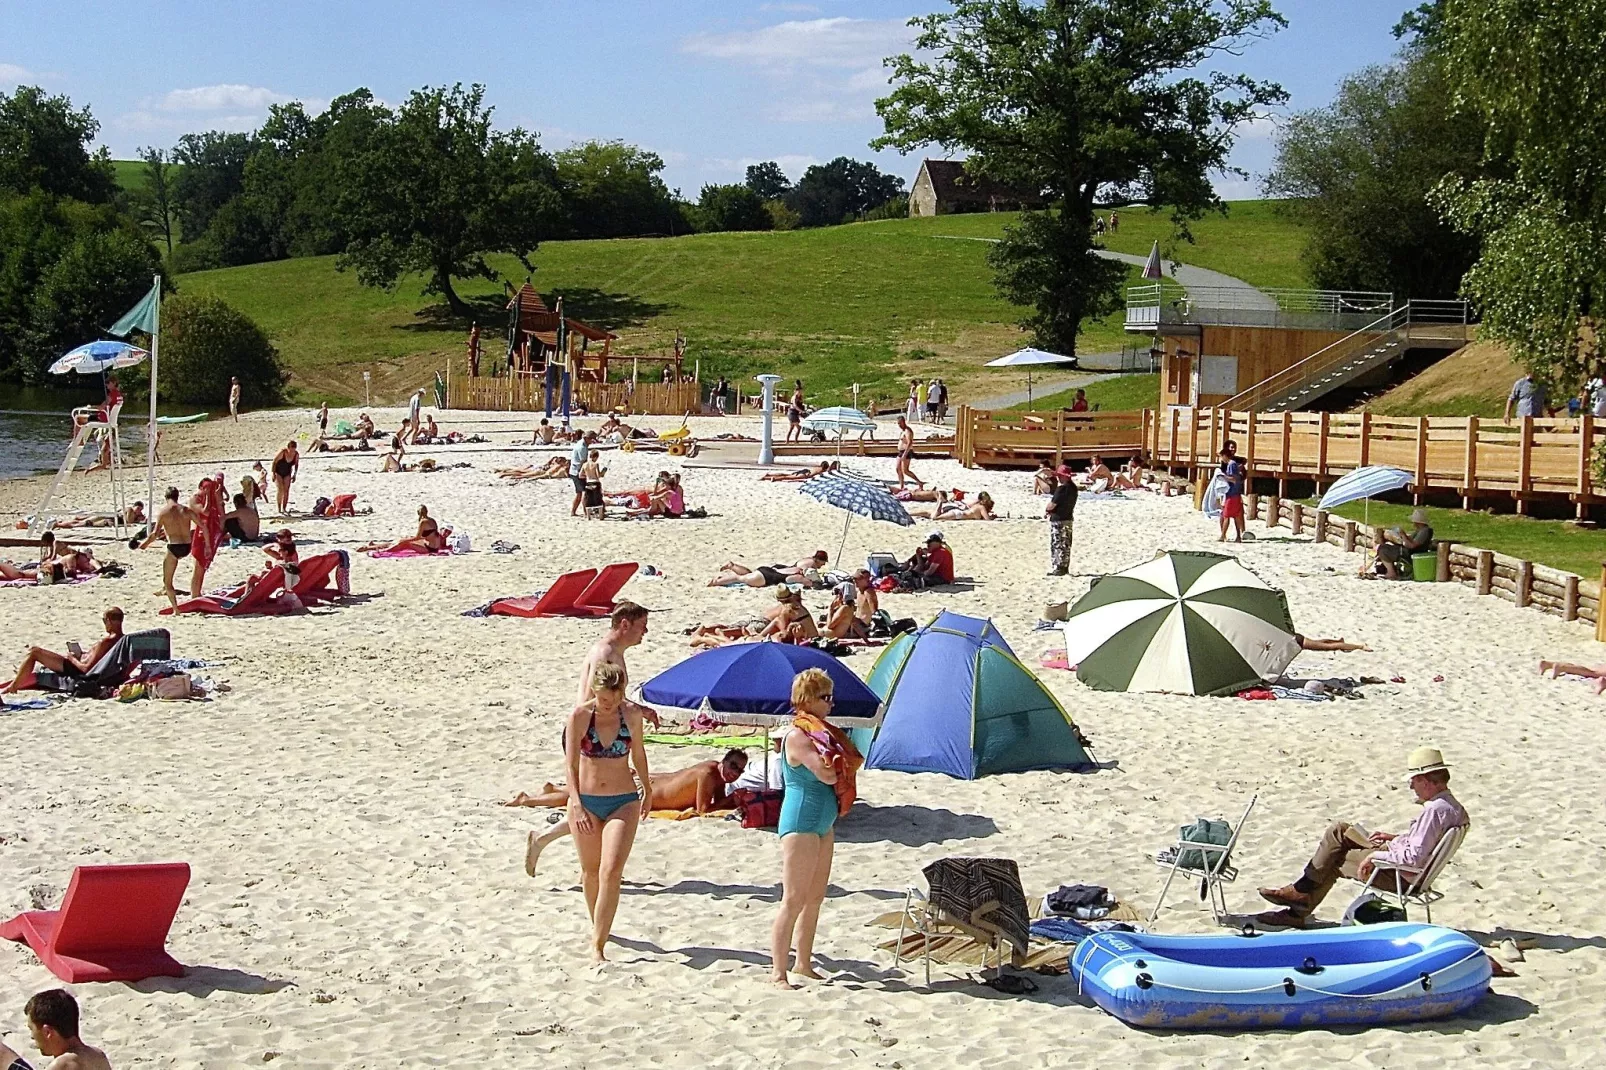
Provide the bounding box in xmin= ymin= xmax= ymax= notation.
xmin=328 ymin=493 xmax=357 ymax=517
xmin=287 ymin=551 xmax=342 ymax=606
xmin=1 ymin=863 xmax=189 ymax=982
xmin=486 ymin=568 xmax=596 ymax=618
xmin=572 ymin=561 xmax=639 ymax=616
xmin=161 ymin=566 xmax=286 ymax=616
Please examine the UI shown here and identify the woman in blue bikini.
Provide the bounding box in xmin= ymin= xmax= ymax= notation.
xmin=563 ymin=662 xmax=652 ymax=963
xmin=770 ymin=667 xmax=858 ymax=988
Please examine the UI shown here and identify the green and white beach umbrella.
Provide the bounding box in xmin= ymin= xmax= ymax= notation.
xmin=1062 ymin=551 xmax=1300 ymax=696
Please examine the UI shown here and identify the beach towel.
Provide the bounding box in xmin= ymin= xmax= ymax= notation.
xmin=368 ymin=547 xmax=453 ymax=559
xmin=921 ymin=857 xmax=1031 ymax=963
xmin=190 ymin=476 xmax=226 ymax=574
xmin=1 ymin=696 xmax=55 ymax=711
xmin=791 ymin=711 xmax=863 ymax=817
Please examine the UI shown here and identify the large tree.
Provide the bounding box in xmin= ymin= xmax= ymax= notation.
xmin=132 ymin=146 xmax=178 ymax=259
xmin=745 ymin=161 xmax=793 ymax=202
xmin=0 ymin=86 xmax=117 ymax=203
xmin=335 ymin=83 xmax=564 ymax=316
xmin=874 ymin=0 xmax=1286 ymax=354
xmin=789 ymin=157 xmax=905 ymax=227
xmin=1265 ymin=50 xmax=1481 ymax=299
xmin=554 ymin=140 xmax=677 ymax=239
xmin=171 ymin=130 xmax=256 ymax=239
xmin=1431 ymin=0 xmax=1606 ymax=385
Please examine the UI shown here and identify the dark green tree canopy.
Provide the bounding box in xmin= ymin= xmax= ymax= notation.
xmin=156 ymin=293 xmax=288 ymax=406
xmin=554 ymin=140 xmax=677 ymax=239
xmin=789 ymin=157 xmax=904 ymax=227
xmin=0 ymin=85 xmax=117 ymax=203
xmin=171 ymin=130 xmax=257 ymax=239
xmin=335 ymin=83 xmax=564 ymax=315
xmin=874 ymin=0 xmax=1286 ymax=354
xmin=745 ymin=161 xmax=793 ymax=202
xmin=1266 ymin=52 xmax=1481 ymax=299
xmin=698 ymin=183 xmax=773 ymax=232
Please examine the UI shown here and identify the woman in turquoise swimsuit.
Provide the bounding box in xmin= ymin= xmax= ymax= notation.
xmin=564 ymin=663 xmax=652 ymax=963
xmin=770 ymin=667 xmax=850 ymax=988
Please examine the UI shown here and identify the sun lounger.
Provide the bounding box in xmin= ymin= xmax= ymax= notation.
xmin=26 ymin=628 xmax=171 ymax=696
xmin=570 ymin=561 xmax=639 ymax=616
xmin=162 ymin=566 xmax=286 ymax=616
xmin=288 ymin=551 xmax=344 ymax=605
xmin=1 ymin=863 xmax=189 ymax=982
xmin=485 ymin=568 xmax=597 ymax=618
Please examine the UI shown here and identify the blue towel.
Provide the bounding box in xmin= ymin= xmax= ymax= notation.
xmin=1029 ymin=917 xmax=1097 ymax=943
xmin=1 ymin=696 xmax=55 ymax=711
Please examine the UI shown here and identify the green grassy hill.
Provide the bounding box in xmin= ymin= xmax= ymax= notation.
xmin=173 ymin=201 xmax=1303 ymax=406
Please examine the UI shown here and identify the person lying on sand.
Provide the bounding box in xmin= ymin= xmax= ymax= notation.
xmin=2 ymin=607 xmax=123 ymax=693
xmin=1297 ymin=634 xmax=1369 ymax=652
xmin=892 ymin=486 xmax=958 ymax=502
xmin=17 ymin=503 xmax=145 ymax=531
xmin=0 ymin=560 xmax=39 ymax=582
xmin=507 ymin=748 xmax=747 ymax=815
xmin=357 ymin=505 xmax=445 ymax=554
xmin=761 ymin=461 xmax=839 ymax=483
xmin=707 ymin=551 xmax=828 ymax=588
xmin=1539 ymin=660 xmax=1606 ymax=693
xmin=498 ymin=456 xmax=570 ymax=481
xmin=908 ymin=491 xmax=995 ymax=521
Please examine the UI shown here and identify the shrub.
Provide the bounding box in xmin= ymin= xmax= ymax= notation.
xmin=157 ymin=294 xmax=288 ymax=406
xmin=765 ymin=199 xmax=800 ymax=231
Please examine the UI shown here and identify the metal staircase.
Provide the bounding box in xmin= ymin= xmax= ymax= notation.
xmin=1219 ymin=300 xmax=1472 ymax=412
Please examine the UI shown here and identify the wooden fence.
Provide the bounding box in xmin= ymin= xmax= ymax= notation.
xmin=1244 ymin=494 xmax=1601 ymax=630
xmin=1150 ymin=408 xmax=1601 ymax=514
xmin=447 ymin=373 xmax=701 ymax=416
xmin=954 ymin=405 xmax=1151 ymax=468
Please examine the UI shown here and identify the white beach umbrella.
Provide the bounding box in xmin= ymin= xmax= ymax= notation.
xmin=985 ymin=347 xmax=1080 ymax=407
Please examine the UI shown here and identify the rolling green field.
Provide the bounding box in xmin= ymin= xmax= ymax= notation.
xmin=1010 ymin=373 xmax=1161 ymax=413
xmin=177 ymin=220 xmax=1145 ymax=406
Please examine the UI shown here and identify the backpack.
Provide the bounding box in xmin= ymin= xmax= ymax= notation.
xmin=311 ymin=496 xmax=331 ymax=517
xmin=1175 ymin=817 xmax=1233 ymax=871
xmin=731 ymin=789 xmax=785 ymax=829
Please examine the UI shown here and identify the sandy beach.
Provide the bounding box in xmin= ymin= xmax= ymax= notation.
xmin=2 ymin=406 xmax=1603 ymax=1067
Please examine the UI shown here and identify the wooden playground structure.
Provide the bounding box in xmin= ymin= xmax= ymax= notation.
xmin=449 ymin=283 xmax=699 ymax=415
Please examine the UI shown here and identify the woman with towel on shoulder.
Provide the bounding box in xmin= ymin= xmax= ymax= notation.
xmin=770 ymin=668 xmax=862 ymax=988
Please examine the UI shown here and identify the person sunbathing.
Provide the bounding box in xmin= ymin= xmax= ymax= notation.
xmin=357 ymin=506 xmax=445 ymax=553
xmin=1297 ymin=635 xmax=1369 ymax=652
xmin=1539 ymin=659 xmax=1606 ymax=693
xmin=1033 ymin=463 xmax=1056 ymax=495
xmin=534 ymin=418 xmax=557 ymax=445
xmin=222 ymin=493 xmax=262 ymax=543
xmin=498 ymin=456 xmax=570 ymax=481
xmin=1080 ymin=455 xmax=1113 ymax=492
xmin=507 ymin=749 xmax=748 ymax=814
xmin=707 ymin=551 xmax=828 ymax=588
xmin=0 ymin=560 xmax=39 ymax=582
xmin=759 ymin=587 xmax=819 ymax=642
xmin=418 ymin=415 xmax=440 ymax=442
xmin=626 ymin=474 xmax=685 ymax=518
xmin=262 ymin=528 xmax=301 ymax=581
xmin=357 ymin=412 xmax=377 ymax=437
xmin=28 ymin=503 xmax=145 ymax=530
xmin=513 ymin=749 xmax=749 ymax=874
xmin=1113 ymin=455 xmax=1148 ymax=490
xmin=2 ymin=607 xmax=123 ymax=693
xmin=821 ymin=582 xmax=868 ymax=640
xmin=892 ymin=486 xmax=954 ymax=502
xmin=909 ymin=491 xmax=995 ymax=521
xmin=761 ymin=461 xmax=839 ymax=482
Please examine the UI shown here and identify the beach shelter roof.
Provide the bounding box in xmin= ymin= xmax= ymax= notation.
xmin=864 ymin=611 xmax=1093 ymax=779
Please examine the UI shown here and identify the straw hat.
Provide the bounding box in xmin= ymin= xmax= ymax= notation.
xmin=1405 ymin=746 xmax=1450 ymax=779
xmin=1410 ymin=508 xmax=1429 ymax=525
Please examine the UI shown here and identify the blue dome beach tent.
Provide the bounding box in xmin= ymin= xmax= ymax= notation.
xmin=863 ymin=611 xmax=1094 ymax=779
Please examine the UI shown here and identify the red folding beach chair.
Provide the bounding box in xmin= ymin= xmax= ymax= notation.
xmin=1 ymin=863 xmax=189 ymax=982
xmin=486 ymin=568 xmax=596 ymax=618
xmin=161 ymin=566 xmax=286 ymax=616
xmin=571 ymin=561 xmax=639 ymax=616
xmin=287 ymin=551 xmax=343 ymax=606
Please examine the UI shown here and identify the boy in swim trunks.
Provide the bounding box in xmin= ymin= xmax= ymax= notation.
xmin=139 ymin=486 xmax=196 ymax=610
xmin=0 ymin=989 xmax=112 ymax=1069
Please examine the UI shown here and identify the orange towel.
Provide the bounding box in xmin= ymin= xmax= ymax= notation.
xmin=792 ymin=711 xmax=864 ymax=817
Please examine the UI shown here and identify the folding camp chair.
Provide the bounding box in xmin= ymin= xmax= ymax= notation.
xmin=893 ymin=886 xmax=1010 ymax=986
xmin=1149 ymin=793 xmax=1257 ymax=924
xmin=28 ymin=629 xmax=171 ymax=696
xmin=1 ymin=863 xmax=189 ymax=982
xmin=571 ymin=561 xmax=639 ymax=616
xmin=1360 ymin=823 xmax=1466 ymax=923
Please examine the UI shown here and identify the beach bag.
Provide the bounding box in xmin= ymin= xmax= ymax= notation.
xmin=1175 ymin=817 xmax=1232 ymax=871
xmin=311 ymin=496 xmax=331 ymax=517
xmin=732 ymin=789 xmax=784 ymax=829
xmin=150 ymin=673 xmax=192 ymax=701
xmin=1343 ymin=892 xmax=1408 ymax=926
xmin=447 ymin=530 xmax=471 ymax=554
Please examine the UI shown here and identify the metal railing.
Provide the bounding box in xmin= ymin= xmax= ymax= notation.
xmin=1125 ymin=283 xmax=1396 ymax=331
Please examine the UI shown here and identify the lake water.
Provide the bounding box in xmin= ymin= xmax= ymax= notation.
xmin=0 ymin=384 xmax=150 ymax=481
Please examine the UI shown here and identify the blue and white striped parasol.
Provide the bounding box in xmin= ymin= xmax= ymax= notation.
xmin=1318 ymin=466 xmax=1413 ymax=511
xmin=801 ymin=405 xmax=877 ymax=435
xmin=800 ymin=473 xmax=913 ymax=526
xmin=48 ymin=340 xmax=149 ymax=375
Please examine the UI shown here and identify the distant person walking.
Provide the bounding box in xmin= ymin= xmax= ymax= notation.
xmin=317 ymin=401 xmax=329 ymax=437
xmin=905 ymin=379 xmax=920 ymax=425
xmin=1109 ymin=211 xmax=1119 ymax=233
xmin=1217 ymin=444 xmax=1246 ymax=543
xmin=1045 ymin=464 xmax=1077 ymax=576
xmin=408 ymin=390 xmax=424 ymax=444
xmin=1504 ymin=372 xmax=1549 ymax=422
xmin=228 ymin=376 xmax=240 ymax=422
xmin=895 ymin=416 xmax=923 ymax=490
xmin=925 ymin=379 xmax=941 ymax=423
xmin=937 ymin=378 xmax=949 ymax=423
xmin=786 ymin=380 xmax=805 ymax=443
xmin=1580 ymin=368 xmax=1606 ymax=420
xmin=715 ymin=375 xmax=730 ymax=415
xmin=569 ymin=431 xmax=597 ymax=517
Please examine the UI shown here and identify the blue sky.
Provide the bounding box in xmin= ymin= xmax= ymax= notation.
xmin=3 ymin=0 xmax=1413 ymax=199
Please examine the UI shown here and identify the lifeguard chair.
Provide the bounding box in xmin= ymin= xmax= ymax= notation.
xmin=31 ymin=341 xmax=147 ymax=538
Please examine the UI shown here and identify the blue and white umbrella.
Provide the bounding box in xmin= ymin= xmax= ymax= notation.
xmin=1319 ymin=466 xmax=1413 ymax=511
xmin=802 ymin=406 xmax=877 ymax=435
xmin=800 ymin=473 xmax=913 ymax=527
xmin=48 ymin=340 xmax=149 ymax=375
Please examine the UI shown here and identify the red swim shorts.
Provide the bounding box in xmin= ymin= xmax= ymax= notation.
xmin=1221 ymin=495 xmax=1244 ymax=520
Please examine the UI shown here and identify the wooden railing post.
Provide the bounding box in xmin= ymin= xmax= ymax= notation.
xmin=1055 ymin=409 xmax=1065 ymax=467
xmin=1209 ymin=406 xmax=1221 ymax=462
xmin=1565 ymin=573 xmax=1580 ymax=622
xmin=1578 ymin=413 xmax=1594 ymax=508
xmin=1359 ymin=411 xmax=1372 ymax=467
xmin=1169 ymin=407 xmax=1180 ymax=467
xmin=1516 ymin=560 xmax=1534 ymax=608
xmin=1463 ymin=415 xmax=1479 ymax=510
xmin=1317 ymin=411 xmax=1330 ymax=481
xmin=1315 ymin=509 xmax=1329 ymax=543
xmin=1343 ymin=520 xmax=1358 ymax=553
xmin=1477 ymin=551 xmax=1494 ymax=596
xmin=1517 ymin=416 xmax=1534 ymax=516
xmin=1436 ymin=539 xmax=1451 ymax=583
xmin=1598 ymin=563 xmax=1606 ymax=642
xmin=1414 ymin=416 xmax=1429 ymax=504
xmin=1291 ymin=501 xmax=1304 ymax=536
xmin=1266 ymin=491 xmax=1281 ymax=529
xmin=1280 ymin=411 xmax=1292 ymax=478
xmin=1188 ymin=408 xmax=1200 ymax=469
xmin=1244 ymin=410 xmax=1257 ymax=475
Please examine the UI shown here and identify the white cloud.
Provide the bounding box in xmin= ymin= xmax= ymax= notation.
xmin=158 ymin=84 xmax=295 ymax=113
xmin=698 ymin=153 xmax=822 ymax=181
xmin=759 ymin=3 xmax=821 ymax=13
xmin=681 ymin=17 xmax=915 ymax=123
xmin=0 ymin=62 xmax=34 ymax=83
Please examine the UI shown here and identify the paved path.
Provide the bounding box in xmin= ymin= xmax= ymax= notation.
xmin=970 ymin=371 xmax=1120 ymax=411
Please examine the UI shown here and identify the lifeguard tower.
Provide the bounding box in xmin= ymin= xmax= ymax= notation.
xmin=30 ymin=341 xmax=147 ymax=538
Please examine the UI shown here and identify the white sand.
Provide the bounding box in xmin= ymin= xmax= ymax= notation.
xmin=1 ymin=408 xmax=1602 ymax=1067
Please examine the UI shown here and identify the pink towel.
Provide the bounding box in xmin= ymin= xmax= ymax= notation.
xmin=367 ymin=548 xmax=452 ymax=559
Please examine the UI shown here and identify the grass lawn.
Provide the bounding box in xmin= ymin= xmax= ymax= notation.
xmin=909 ymin=199 xmax=1309 ymax=291
xmin=1010 ymin=373 xmax=1160 ymax=413
xmin=177 ymin=219 xmax=1132 ymax=406
xmin=1309 ymin=499 xmax=1606 ymax=580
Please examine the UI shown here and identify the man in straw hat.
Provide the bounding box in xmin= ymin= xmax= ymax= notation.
xmin=1256 ymin=746 xmax=1468 ymax=926
xmin=1373 ymin=508 xmax=1434 ymax=580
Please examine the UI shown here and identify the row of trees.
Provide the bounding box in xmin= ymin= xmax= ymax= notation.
xmin=1 ymin=86 xmax=288 ymax=397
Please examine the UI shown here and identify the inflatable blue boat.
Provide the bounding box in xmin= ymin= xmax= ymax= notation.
xmin=1070 ymin=923 xmax=1490 ymax=1029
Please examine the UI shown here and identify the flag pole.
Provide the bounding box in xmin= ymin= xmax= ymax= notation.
xmin=146 ymin=274 xmax=161 ymax=515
